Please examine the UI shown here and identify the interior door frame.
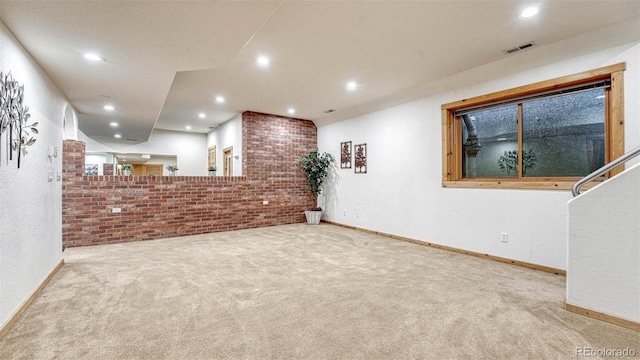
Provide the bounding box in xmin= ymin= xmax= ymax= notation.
xmin=223 ymin=146 xmax=233 ymax=176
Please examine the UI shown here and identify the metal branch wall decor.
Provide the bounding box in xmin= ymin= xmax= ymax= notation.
xmin=0 ymin=71 xmax=38 ymax=168
xmin=340 ymin=141 xmax=352 ymax=168
xmin=354 ymin=143 xmax=367 ymax=174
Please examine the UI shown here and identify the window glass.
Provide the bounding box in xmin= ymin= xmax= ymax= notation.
xmin=521 ymin=89 xmax=605 ymax=177
xmin=462 ymin=105 xmax=518 ymax=178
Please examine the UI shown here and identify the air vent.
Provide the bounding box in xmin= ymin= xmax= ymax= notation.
xmin=504 ymin=41 xmax=536 ymax=55
xmin=323 ymin=109 xmax=335 ymax=114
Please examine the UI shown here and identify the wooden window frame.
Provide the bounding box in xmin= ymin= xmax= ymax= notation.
xmin=442 ymin=63 xmax=625 ymax=190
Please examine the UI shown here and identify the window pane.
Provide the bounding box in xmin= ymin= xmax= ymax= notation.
xmin=462 ymin=105 xmax=518 ymax=178
xmin=522 ymin=89 xmax=605 ymax=177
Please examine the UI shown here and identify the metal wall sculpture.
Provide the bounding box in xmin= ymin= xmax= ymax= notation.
xmin=340 ymin=141 xmax=352 ymax=169
xmin=0 ymin=71 xmax=38 ymax=168
xmin=354 ymin=143 xmax=367 ymax=174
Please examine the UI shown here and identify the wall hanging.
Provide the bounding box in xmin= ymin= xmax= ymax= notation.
xmin=85 ymin=164 xmax=98 ymax=176
xmin=354 ymin=143 xmax=367 ymax=174
xmin=0 ymin=71 xmax=38 ymax=168
xmin=340 ymin=141 xmax=352 ymax=169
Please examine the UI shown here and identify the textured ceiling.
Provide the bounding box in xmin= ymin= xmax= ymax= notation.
xmin=1 ymin=1 xmax=639 ymax=143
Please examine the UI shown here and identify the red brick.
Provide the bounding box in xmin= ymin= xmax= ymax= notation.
xmin=62 ymin=112 xmax=317 ymax=247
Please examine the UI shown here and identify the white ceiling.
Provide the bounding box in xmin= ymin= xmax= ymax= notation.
xmin=1 ymin=1 xmax=639 ymax=143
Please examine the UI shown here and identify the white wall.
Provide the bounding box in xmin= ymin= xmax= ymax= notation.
xmin=206 ymin=114 xmax=242 ymax=176
xmin=317 ymin=22 xmax=640 ymax=270
xmin=0 ymin=21 xmax=68 ymax=329
xmin=84 ymin=129 xmax=208 ymax=176
xmin=567 ymin=163 xmax=640 ymax=322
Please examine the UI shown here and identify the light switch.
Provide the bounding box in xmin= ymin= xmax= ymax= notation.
xmin=47 ymin=170 xmax=53 ymax=182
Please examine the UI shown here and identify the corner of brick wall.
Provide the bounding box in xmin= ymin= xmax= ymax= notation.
xmin=242 ymin=111 xmax=317 ymax=179
xmin=62 ymin=113 xmax=317 ymax=247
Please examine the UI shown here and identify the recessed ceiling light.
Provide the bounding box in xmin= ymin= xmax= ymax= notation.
xmin=288 ymin=108 xmax=295 ymax=115
xmin=114 ymin=134 xmax=122 ymax=138
xmin=215 ymin=96 xmax=225 ymax=104
xmin=104 ymin=104 xmax=115 ymax=111
xmin=198 ymin=113 xmax=206 ymax=119
xmin=185 ymin=125 xmax=192 ymax=130
xmin=257 ymin=56 xmax=270 ymax=66
xmin=519 ymin=7 xmax=539 ymax=18
xmin=109 ymin=122 xmax=119 ymax=127
xmin=83 ymin=53 xmax=105 ymax=62
xmin=346 ymin=81 xmax=358 ymax=91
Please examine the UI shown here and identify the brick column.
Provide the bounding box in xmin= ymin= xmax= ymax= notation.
xmin=103 ymin=163 xmax=114 ymax=175
xmin=62 ymin=140 xmax=85 ymax=178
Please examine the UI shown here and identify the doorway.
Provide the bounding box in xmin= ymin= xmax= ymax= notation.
xmin=223 ymin=147 xmax=233 ymax=176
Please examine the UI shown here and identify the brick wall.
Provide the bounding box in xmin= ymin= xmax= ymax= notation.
xmin=103 ymin=163 xmax=114 ymax=176
xmin=63 ymin=112 xmax=317 ymax=247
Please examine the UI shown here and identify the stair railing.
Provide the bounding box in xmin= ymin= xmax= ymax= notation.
xmin=573 ymin=145 xmax=640 ymax=196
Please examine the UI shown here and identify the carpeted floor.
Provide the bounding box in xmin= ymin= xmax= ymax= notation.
xmin=1 ymin=224 xmax=638 ymax=359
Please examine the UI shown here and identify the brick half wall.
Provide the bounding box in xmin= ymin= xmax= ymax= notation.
xmin=63 ymin=112 xmax=317 ymax=247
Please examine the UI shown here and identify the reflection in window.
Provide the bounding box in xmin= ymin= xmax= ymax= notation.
xmin=522 ymin=89 xmax=604 ymax=177
xmin=462 ymin=106 xmax=518 ymax=178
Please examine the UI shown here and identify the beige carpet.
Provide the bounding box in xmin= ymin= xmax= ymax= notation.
xmin=1 ymin=224 xmax=637 ymax=359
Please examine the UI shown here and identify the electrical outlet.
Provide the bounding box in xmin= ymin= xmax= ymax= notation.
xmin=343 ymin=209 xmax=347 ymax=216
xmin=112 ymin=208 xmax=121 ymax=213
xmin=356 ymin=210 xmax=360 ymax=218
xmin=263 ymin=200 xmax=268 ymax=205
xmin=501 ymin=232 xmax=508 ymax=243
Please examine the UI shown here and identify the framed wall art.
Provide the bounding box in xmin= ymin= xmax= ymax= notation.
xmin=340 ymin=141 xmax=352 ymax=169
xmin=354 ymin=143 xmax=366 ymax=174
xmin=0 ymin=71 xmax=38 ymax=168
xmin=84 ymin=164 xmax=98 ymax=176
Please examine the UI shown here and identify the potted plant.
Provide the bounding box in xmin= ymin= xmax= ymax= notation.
xmin=121 ymin=163 xmax=134 ymax=176
xmin=166 ymin=164 xmax=178 ymax=176
xmin=208 ymin=165 xmax=217 ymax=176
xmin=299 ymin=150 xmax=334 ymax=225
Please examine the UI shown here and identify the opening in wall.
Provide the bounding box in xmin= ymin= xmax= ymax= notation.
xmin=223 ymin=146 xmax=233 ymax=176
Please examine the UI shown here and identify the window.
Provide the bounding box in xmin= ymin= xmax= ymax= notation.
xmin=442 ymin=63 xmax=625 ymax=189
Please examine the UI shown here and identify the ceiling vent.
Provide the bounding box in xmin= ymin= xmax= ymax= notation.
xmin=323 ymin=109 xmax=335 ymax=114
xmin=504 ymin=41 xmax=536 ymax=55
